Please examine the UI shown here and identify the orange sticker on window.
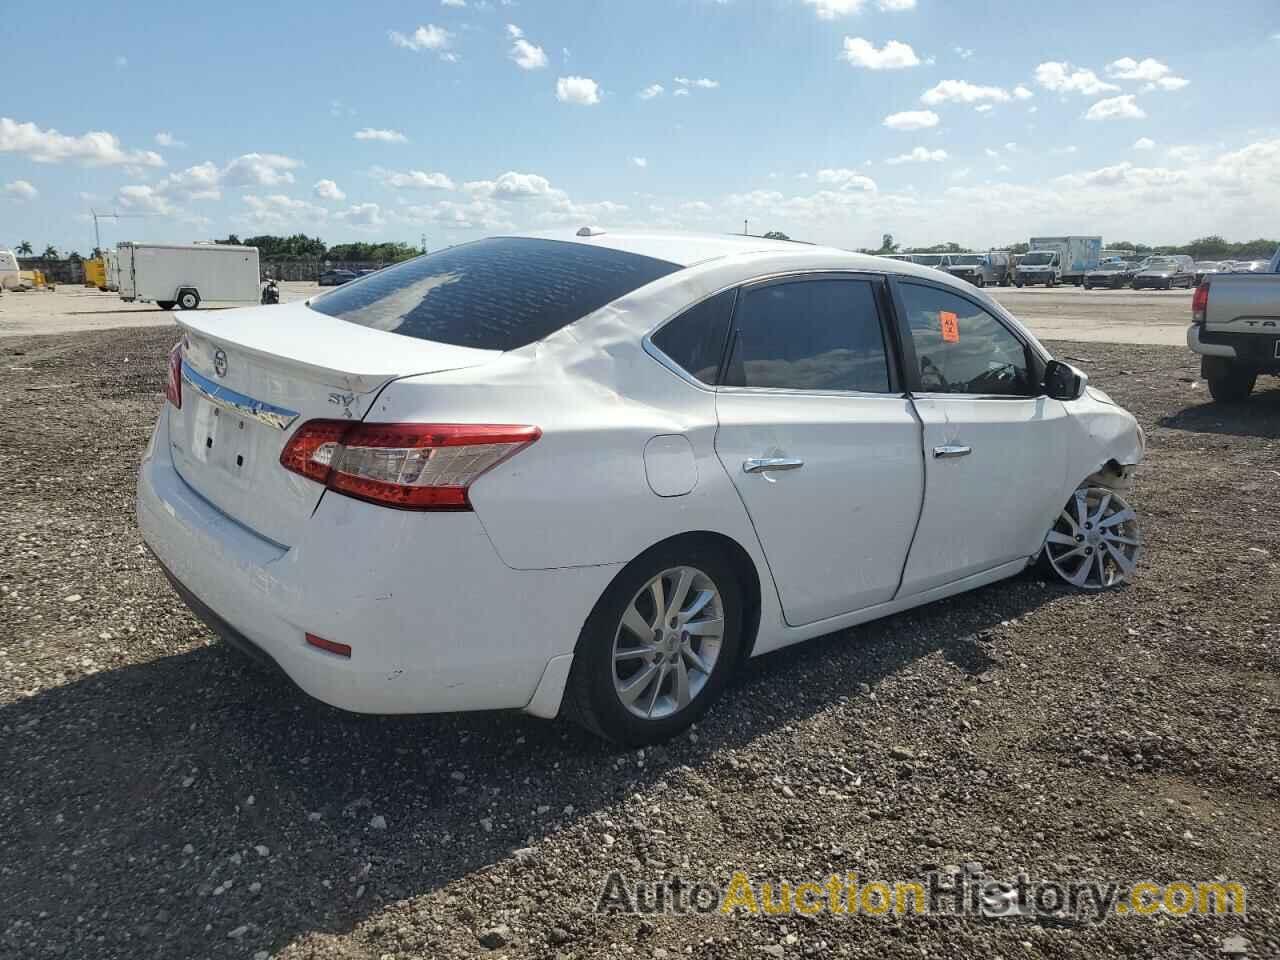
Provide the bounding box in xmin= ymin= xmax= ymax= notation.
xmin=940 ymin=310 xmax=960 ymax=343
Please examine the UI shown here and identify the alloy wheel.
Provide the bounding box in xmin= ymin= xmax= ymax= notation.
xmin=1044 ymin=487 xmax=1142 ymax=590
xmin=611 ymin=566 xmax=724 ymax=720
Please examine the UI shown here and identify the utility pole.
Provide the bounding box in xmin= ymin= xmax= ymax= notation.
xmin=91 ymin=210 xmax=146 ymax=255
xmin=421 ymin=234 xmax=427 ymax=254
xmin=743 ymin=219 xmax=749 ymax=236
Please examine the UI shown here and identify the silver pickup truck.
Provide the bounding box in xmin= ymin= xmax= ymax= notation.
xmin=1188 ymin=247 xmax=1280 ymax=402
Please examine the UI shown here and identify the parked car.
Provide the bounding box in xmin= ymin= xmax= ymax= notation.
xmin=318 ymin=270 xmax=357 ymax=286
xmin=945 ymin=252 xmax=1010 ymax=288
xmin=1188 ymin=245 xmax=1280 ymax=402
xmin=1193 ymin=261 xmax=1226 ymax=284
xmin=1133 ymin=255 xmax=1196 ymax=290
xmin=1014 ymin=250 xmax=1062 ymax=287
xmin=1082 ymin=260 xmax=1140 ymax=290
xmin=909 ymin=254 xmax=952 ymax=271
xmin=137 ymin=231 xmax=1145 ymax=745
xmin=1232 ymin=260 xmax=1271 ymax=273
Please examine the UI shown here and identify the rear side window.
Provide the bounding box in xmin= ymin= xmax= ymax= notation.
xmin=723 ymin=278 xmax=891 ymax=393
xmin=650 ymin=289 xmax=735 ymax=385
xmin=308 ymin=237 xmax=681 ymax=351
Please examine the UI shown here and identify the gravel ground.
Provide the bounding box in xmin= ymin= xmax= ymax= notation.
xmin=1 ymin=326 xmax=1278 ymax=960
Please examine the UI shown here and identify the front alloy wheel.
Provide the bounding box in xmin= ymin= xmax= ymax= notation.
xmin=1044 ymin=487 xmax=1142 ymax=589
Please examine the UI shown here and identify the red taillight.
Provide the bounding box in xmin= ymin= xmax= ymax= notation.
xmin=1191 ymin=282 xmax=1209 ymax=324
xmin=280 ymin=420 xmax=541 ymax=511
xmin=164 ymin=341 xmax=183 ymax=408
xmin=305 ymin=633 xmax=352 ymax=658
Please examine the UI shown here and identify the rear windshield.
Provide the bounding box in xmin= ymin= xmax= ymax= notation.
xmin=951 ymin=255 xmax=984 ymax=265
xmin=308 ymin=237 xmax=682 ymax=351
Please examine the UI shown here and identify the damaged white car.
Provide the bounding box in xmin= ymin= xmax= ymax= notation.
xmin=137 ymin=230 xmax=1144 ymax=745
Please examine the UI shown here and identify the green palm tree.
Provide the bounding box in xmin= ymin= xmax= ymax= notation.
xmin=41 ymin=245 xmax=58 ymax=259
xmin=16 ymin=241 xmax=33 ymax=255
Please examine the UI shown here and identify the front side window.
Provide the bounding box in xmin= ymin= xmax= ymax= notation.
xmin=899 ymin=282 xmax=1035 ymax=397
xmin=722 ymin=278 xmax=891 ymax=393
xmin=650 ymin=289 xmax=735 ymax=385
xmin=308 ymin=237 xmax=681 ymax=351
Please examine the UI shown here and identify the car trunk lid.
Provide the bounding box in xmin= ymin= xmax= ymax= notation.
xmin=167 ymin=301 xmax=499 ymax=546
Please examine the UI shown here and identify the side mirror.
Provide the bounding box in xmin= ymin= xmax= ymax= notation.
xmin=1043 ymin=359 xmax=1088 ymax=401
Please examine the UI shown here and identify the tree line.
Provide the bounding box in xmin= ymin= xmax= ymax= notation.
xmin=213 ymin=234 xmax=422 ymax=263
xmin=862 ymin=233 xmax=1277 ymax=260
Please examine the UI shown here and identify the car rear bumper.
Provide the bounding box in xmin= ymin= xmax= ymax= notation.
xmin=136 ymin=411 xmax=614 ymax=715
xmin=1188 ymin=324 xmax=1280 ymax=368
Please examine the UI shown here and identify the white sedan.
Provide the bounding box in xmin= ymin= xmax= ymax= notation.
xmin=137 ymin=230 xmax=1144 ymax=744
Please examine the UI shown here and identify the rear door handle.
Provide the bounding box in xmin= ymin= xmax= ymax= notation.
xmin=933 ymin=444 xmax=972 ymax=459
xmin=743 ymin=457 xmax=805 ymax=474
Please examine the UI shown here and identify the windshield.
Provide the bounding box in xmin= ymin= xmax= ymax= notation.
xmin=951 ymin=255 xmax=984 ymax=266
xmin=1194 ymin=262 xmax=1220 ymax=270
xmin=308 ymin=237 xmax=681 ymax=350
xmin=1022 ymin=252 xmax=1055 ymax=265
xmin=913 ymin=255 xmax=945 ymax=266
xmin=1145 ymin=258 xmax=1176 ymax=269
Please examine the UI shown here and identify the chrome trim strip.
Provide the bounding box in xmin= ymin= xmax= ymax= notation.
xmin=180 ymin=360 xmax=300 ymax=431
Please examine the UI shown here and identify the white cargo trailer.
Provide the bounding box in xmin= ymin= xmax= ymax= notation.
xmin=118 ymin=241 xmax=260 ymax=310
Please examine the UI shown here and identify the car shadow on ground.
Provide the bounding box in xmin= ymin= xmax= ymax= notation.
xmin=1157 ymin=385 xmax=1280 ymax=439
xmin=0 ymin=572 xmax=1059 ymax=958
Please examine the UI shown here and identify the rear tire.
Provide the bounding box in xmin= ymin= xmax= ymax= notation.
xmin=1202 ymin=357 xmax=1256 ymax=403
xmin=177 ymin=289 xmax=200 ymax=310
xmin=973 ymin=275 xmax=985 ymax=288
xmin=157 ymin=301 xmax=175 ymax=311
xmin=564 ymin=540 xmax=745 ymax=746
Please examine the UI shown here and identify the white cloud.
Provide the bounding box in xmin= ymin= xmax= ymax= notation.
xmin=1034 ymin=62 xmax=1120 ymax=96
xmin=506 ymin=23 xmax=523 ymax=38
xmin=841 ymin=37 xmax=921 ymax=70
xmin=1155 ymin=76 xmax=1190 ymax=91
xmin=673 ymin=88 xmax=690 ymax=97
xmin=631 ymin=157 xmax=647 ymax=168
xmin=556 ymin=76 xmax=600 ymax=105
xmin=510 ymin=37 xmax=548 ymax=70
xmin=336 ymin=203 xmax=386 ymax=227
xmin=886 ymin=147 xmax=948 ymax=165
xmin=3 ymin=179 xmax=38 ymax=200
xmin=1004 ymin=142 xmax=1018 ymax=153
xmin=313 ymin=179 xmax=346 ymax=201
xmin=883 ymin=110 xmax=939 ymax=130
xmin=921 ymin=80 xmax=1010 ymax=105
xmin=801 ymin=0 xmax=865 ymax=18
xmin=1013 ymin=85 xmax=1033 ymax=100
xmin=1084 ymin=94 xmax=1146 ymax=121
xmin=1105 ymin=56 xmax=1170 ymax=82
xmin=0 ymin=117 xmax=165 ymax=167
xmin=984 ymin=148 xmax=999 ymax=158
xmin=354 ymin=128 xmax=408 ymax=142
xmin=116 ymin=184 xmax=177 ymax=215
xmin=954 ymin=46 xmax=974 ymax=60
xmin=389 ymin=24 xmax=454 ymax=59
xmin=114 ymin=55 xmax=128 ymax=69
xmin=441 ymin=0 xmax=466 ymax=6
xmin=693 ymin=78 xmax=719 ymax=88
xmin=157 ymin=161 xmax=223 ymax=199
xmin=242 ymin=193 xmax=330 ymax=226
xmin=223 ymin=153 xmax=301 ymax=186
xmin=377 ymin=168 xmax=456 ymax=190
xmin=974 ymin=104 xmax=993 ymax=114
xmin=877 ymin=0 xmax=916 ymax=8
xmin=815 ymin=168 xmax=877 ymax=191
xmin=155 ymin=132 xmax=185 ymax=148
xmin=1133 ymin=137 xmax=1156 ymax=150
xmin=463 ymin=171 xmax=556 ymax=199
xmin=639 ymin=83 xmax=665 ymax=99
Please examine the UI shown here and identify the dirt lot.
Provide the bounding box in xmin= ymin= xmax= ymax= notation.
xmin=1 ymin=321 xmax=1278 ymax=960
xmin=0 ymin=281 xmax=1193 ymax=345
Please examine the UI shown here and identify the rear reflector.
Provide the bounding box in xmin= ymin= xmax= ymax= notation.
xmin=164 ymin=341 xmax=184 ymax=409
xmin=1191 ymin=282 xmax=1209 ymax=324
xmin=305 ymin=633 xmax=352 ymax=658
xmin=280 ymin=421 xmax=540 ymax=511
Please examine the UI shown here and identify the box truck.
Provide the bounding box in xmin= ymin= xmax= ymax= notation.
xmin=118 ymin=241 xmax=260 ymax=310
xmin=1024 ymin=236 xmax=1102 ymax=286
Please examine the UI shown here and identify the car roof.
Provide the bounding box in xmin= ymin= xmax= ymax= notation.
xmin=513 ymin=228 xmax=844 ymax=268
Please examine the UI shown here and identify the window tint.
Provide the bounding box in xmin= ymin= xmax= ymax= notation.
xmin=900 ymin=283 xmax=1035 ymax=396
xmin=651 ymin=289 xmax=734 ymax=384
xmin=723 ymin=279 xmax=891 ymax=393
xmin=308 ymin=237 xmax=681 ymax=351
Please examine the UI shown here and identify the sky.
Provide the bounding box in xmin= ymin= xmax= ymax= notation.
xmin=2 ymin=0 xmax=1278 ymax=255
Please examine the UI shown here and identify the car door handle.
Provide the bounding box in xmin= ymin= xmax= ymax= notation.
xmin=933 ymin=444 xmax=972 ymax=459
xmin=743 ymin=457 xmax=805 ymax=474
